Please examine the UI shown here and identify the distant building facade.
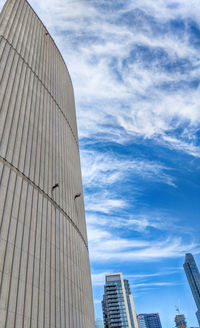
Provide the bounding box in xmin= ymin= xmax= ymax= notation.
xmin=184 ymin=253 xmax=200 ymax=325
xmin=175 ymin=314 xmax=187 ymax=328
xmin=137 ymin=313 xmax=162 ymax=328
xmin=102 ymin=273 xmax=139 ymax=328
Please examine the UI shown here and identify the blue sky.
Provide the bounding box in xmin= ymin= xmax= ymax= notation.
xmin=1 ymin=0 xmax=200 ymax=326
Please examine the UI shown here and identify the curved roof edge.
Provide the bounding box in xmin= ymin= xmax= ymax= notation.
xmin=6 ymin=0 xmax=73 ymax=85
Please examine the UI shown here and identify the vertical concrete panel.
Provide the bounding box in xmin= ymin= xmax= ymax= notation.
xmin=0 ymin=0 xmax=95 ymax=327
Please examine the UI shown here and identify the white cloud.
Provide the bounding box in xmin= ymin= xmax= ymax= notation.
xmin=126 ymin=270 xmax=181 ymax=280
xmin=126 ymin=0 xmax=200 ymax=21
xmin=91 ymin=269 xmax=180 ymax=286
xmin=133 ymin=282 xmax=177 ymax=288
xmin=92 ymin=272 xmax=107 ymax=286
xmin=87 ymin=223 xmax=199 ymax=262
xmin=81 ymin=150 xmax=176 ymax=188
xmin=93 ymin=299 xmax=102 ymax=304
xmin=87 ymin=227 xmax=111 ymax=242
xmin=86 ymin=212 xmax=165 ymax=233
xmin=86 ymin=210 xmax=196 ymax=237
xmin=85 ymin=193 xmax=126 ymax=214
xmin=27 ymin=0 xmax=200 ymax=157
xmin=161 ymin=135 xmax=200 ymax=157
xmin=11 ymin=0 xmax=195 ymax=158
xmin=86 ymin=213 xmax=159 ymax=232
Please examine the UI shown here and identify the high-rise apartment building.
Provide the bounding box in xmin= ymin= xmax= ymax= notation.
xmin=137 ymin=313 xmax=162 ymax=328
xmin=102 ymin=273 xmax=139 ymax=328
xmin=0 ymin=0 xmax=95 ymax=327
xmin=175 ymin=314 xmax=187 ymax=328
xmin=184 ymin=253 xmax=200 ymax=325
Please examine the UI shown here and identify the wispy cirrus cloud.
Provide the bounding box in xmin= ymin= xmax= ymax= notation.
xmin=86 ymin=213 xmax=160 ymax=232
xmin=91 ymin=269 xmax=181 ymax=286
xmin=86 ymin=212 xmax=177 ymax=233
xmin=81 ymin=150 xmax=176 ymax=187
xmin=131 ymin=282 xmax=179 ymax=288
xmin=26 ymin=0 xmax=200 ymax=156
xmin=85 ymin=193 xmax=126 ymax=214
xmin=87 ymin=225 xmax=199 ymax=262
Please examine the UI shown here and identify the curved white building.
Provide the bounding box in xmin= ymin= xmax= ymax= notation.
xmin=0 ymin=0 xmax=95 ymax=327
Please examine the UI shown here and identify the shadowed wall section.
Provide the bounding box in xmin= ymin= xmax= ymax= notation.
xmin=0 ymin=0 xmax=95 ymax=327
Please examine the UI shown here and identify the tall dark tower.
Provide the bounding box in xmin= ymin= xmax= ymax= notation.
xmin=183 ymin=253 xmax=200 ymax=325
xmin=0 ymin=0 xmax=95 ymax=327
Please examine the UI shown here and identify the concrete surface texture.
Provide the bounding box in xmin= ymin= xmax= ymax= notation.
xmin=0 ymin=0 xmax=95 ymax=327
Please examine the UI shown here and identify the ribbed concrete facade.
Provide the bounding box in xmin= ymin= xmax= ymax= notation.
xmin=0 ymin=0 xmax=95 ymax=327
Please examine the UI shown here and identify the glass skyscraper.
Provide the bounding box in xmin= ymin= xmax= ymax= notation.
xmin=183 ymin=253 xmax=200 ymax=325
xmin=102 ymin=273 xmax=139 ymax=328
xmin=137 ymin=313 xmax=162 ymax=328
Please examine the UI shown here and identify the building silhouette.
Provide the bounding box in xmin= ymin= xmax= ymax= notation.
xmin=175 ymin=314 xmax=187 ymax=328
xmin=0 ymin=0 xmax=95 ymax=327
xmin=137 ymin=313 xmax=162 ymax=328
xmin=184 ymin=253 xmax=200 ymax=325
xmin=102 ymin=273 xmax=139 ymax=328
